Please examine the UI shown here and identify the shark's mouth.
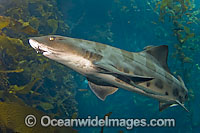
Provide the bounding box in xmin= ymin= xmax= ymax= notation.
xmin=29 ymin=39 xmax=51 ymax=55
xmin=35 ymin=46 xmax=47 ymax=54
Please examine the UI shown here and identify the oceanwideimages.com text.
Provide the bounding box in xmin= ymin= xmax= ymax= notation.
xmin=25 ymin=115 xmax=175 ymax=129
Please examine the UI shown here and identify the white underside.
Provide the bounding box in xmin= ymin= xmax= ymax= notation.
xmin=57 ymin=54 xmax=95 ymax=74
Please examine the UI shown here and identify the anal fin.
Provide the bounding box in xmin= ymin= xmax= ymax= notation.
xmin=159 ymin=102 xmax=172 ymax=112
xmin=88 ymin=81 xmax=118 ymax=101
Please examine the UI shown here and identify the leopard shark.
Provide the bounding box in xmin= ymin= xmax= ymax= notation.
xmin=29 ymin=35 xmax=189 ymax=112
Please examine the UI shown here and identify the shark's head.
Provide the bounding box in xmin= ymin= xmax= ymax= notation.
xmin=29 ymin=35 xmax=96 ymax=74
xmin=29 ymin=35 xmax=80 ymax=60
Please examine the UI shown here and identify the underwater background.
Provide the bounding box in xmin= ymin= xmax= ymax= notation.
xmin=0 ymin=0 xmax=199 ymax=133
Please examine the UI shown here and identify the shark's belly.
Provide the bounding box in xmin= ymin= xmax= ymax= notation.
xmin=56 ymin=54 xmax=97 ymax=75
xmin=90 ymin=72 xmax=171 ymax=102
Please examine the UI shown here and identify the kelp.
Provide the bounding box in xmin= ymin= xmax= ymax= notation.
xmin=39 ymin=102 xmax=54 ymax=111
xmin=0 ymin=91 xmax=26 ymax=105
xmin=155 ymin=1 xmax=200 ymax=129
xmin=155 ymin=0 xmax=195 ymax=42
xmin=0 ymin=16 xmax=10 ymax=31
xmin=0 ymin=102 xmax=77 ymax=133
xmin=0 ymin=68 xmax=24 ymax=73
xmin=0 ymin=0 xmax=78 ymax=123
xmin=8 ymin=78 xmax=40 ymax=95
xmin=47 ymin=19 xmax=58 ymax=34
xmin=0 ymin=73 xmax=9 ymax=90
xmin=0 ymin=16 xmax=38 ymax=36
xmin=173 ymin=25 xmax=195 ymax=44
xmin=154 ymin=0 xmax=195 ymax=68
xmin=154 ymin=1 xmax=199 ymax=124
xmin=0 ymin=35 xmax=29 ymax=69
xmin=155 ymin=0 xmax=195 ymax=44
xmin=157 ymin=0 xmax=192 ymax=22
xmin=2 ymin=0 xmax=69 ymax=35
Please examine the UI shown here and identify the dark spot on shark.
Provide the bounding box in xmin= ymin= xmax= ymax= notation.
xmin=165 ymin=92 xmax=168 ymax=95
xmin=146 ymin=82 xmax=150 ymax=87
xmin=173 ymin=88 xmax=179 ymax=97
xmin=89 ymin=52 xmax=94 ymax=58
xmin=85 ymin=50 xmax=89 ymax=58
xmin=134 ymin=66 xmax=144 ymax=76
xmin=96 ymin=54 xmax=103 ymax=61
xmin=155 ymin=79 xmax=163 ymax=89
xmin=124 ymin=67 xmax=129 ymax=73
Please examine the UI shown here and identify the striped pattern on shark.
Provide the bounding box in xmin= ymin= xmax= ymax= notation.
xmin=29 ymin=35 xmax=189 ymax=112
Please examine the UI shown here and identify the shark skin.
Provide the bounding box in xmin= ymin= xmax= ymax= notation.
xmin=29 ymin=35 xmax=189 ymax=112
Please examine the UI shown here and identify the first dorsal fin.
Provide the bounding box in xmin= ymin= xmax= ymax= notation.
xmin=144 ymin=45 xmax=171 ymax=73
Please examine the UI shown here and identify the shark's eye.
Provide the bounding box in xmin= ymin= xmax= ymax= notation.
xmin=49 ymin=37 xmax=56 ymax=41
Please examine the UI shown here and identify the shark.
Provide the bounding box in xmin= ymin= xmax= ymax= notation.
xmin=29 ymin=35 xmax=189 ymax=112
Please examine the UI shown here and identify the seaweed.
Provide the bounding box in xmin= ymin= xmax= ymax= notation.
xmin=8 ymin=78 xmax=40 ymax=95
xmin=154 ymin=0 xmax=196 ymax=76
xmin=0 ymin=102 xmax=77 ymax=133
xmin=0 ymin=16 xmax=10 ymax=30
xmin=157 ymin=0 xmax=191 ymax=22
xmin=0 ymin=0 xmax=78 ymax=124
xmin=0 ymin=69 xmax=24 ymax=73
xmin=47 ymin=19 xmax=58 ymax=34
xmin=154 ymin=0 xmax=200 ymax=130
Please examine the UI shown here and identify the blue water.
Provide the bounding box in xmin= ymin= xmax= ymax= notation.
xmin=56 ymin=0 xmax=200 ymax=132
xmin=0 ymin=0 xmax=200 ymax=132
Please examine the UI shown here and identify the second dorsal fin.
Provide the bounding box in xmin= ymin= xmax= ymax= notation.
xmin=144 ymin=45 xmax=171 ymax=73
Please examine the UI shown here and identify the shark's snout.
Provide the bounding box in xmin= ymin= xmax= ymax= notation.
xmin=29 ymin=39 xmax=39 ymax=50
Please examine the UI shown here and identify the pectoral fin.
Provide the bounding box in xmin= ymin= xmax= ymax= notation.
xmin=88 ymin=80 xmax=118 ymax=101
